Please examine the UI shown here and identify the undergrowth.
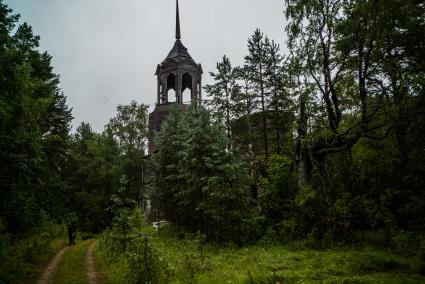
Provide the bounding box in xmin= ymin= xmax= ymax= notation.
xmin=0 ymin=216 xmax=66 ymax=283
xmin=96 ymin=213 xmax=425 ymax=283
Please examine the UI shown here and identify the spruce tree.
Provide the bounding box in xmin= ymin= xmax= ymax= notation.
xmin=204 ymin=55 xmax=240 ymax=143
xmin=244 ymin=29 xmax=270 ymax=157
xmin=234 ymin=65 xmax=256 ymax=150
xmin=150 ymin=106 xmax=186 ymax=225
xmin=264 ymin=39 xmax=285 ymax=154
xmin=150 ymin=104 xmax=252 ymax=241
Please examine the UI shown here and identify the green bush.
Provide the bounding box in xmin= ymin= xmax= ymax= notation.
xmin=0 ymin=217 xmax=65 ymax=283
xmin=416 ymin=238 xmax=425 ymax=275
xmin=98 ymin=209 xmax=170 ymax=283
xmin=349 ymin=253 xmax=410 ymax=274
xmin=258 ymin=227 xmax=279 ymax=245
xmin=125 ymin=237 xmax=169 ymax=284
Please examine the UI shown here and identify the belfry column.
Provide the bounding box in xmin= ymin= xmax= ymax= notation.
xmin=161 ymin=76 xmax=168 ymax=103
xmin=176 ymin=72 xmax=182 ymax=103
xmin=199 ymin=76 xmax=202 ymax=103
xmin=157 ymin=77 xmax=161 ymax=104
xmin=191 ymin=75 xmax=197 ymax=101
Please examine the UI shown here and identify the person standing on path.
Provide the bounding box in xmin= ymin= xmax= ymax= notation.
xmin=68 ymin=222 xmax=76 ymax=245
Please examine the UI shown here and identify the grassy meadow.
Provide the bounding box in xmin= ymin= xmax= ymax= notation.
xmin=96 ymin=226 xmax=425 ymax=284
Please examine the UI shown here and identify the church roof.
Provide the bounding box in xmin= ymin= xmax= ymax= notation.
xmin=159 ymin=0 xmax=197 ymax=67
xmin=162 ymin=39 xmax=194 ymax=64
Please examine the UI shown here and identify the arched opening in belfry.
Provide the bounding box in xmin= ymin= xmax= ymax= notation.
xmin=168 ymin=89 xmax=177 ymax=103
xmin=182 ymin=89 xmax=191 ymax=104
xmin=182 ymin=72 xmax=192 ymax=103
xmin=166 ymin=73 xmax=176 ymax=102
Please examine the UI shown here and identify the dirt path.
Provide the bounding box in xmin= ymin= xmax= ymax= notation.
xmin=37 ymin=246 xmax=69 ymax=284
xmin=86 ymin=241 xmax=99 ymax=284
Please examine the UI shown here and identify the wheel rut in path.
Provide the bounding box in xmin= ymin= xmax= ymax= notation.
xmin=37 ymin=246 xmax=69 ymax=284
xmin=86 ymin=241 xmax=99 ymax=284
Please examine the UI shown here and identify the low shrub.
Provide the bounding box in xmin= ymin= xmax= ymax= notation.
xmin=349 ymin=253 xmax=409 ymax=274
xmin=98 ymin=209 xmax=170 ymax=283
xmin=0 ymin=217 xmax=65 ymax=283
xmin=125 ymin=237 xmax=169 ymax=283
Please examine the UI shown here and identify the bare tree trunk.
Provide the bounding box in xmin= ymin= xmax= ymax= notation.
xmin=225 ymin=86 xmax=232 ymax=143
xmin=259 ymin=63 xmax=269 ymax=158
xmin=273 ymin=87 xmax=281 ymax=154
xmin=295 ymin=92 xmax=308 ymax=191
xmin=243 ymin=82 xmax=254 ymax=149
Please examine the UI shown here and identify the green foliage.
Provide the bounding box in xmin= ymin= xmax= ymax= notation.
xmin=105 ymin=101 xmax=149 ymax=205
xmin=106 ymin=100 xmax=148 ymax=155
xmin=259 ymin=154 xmax=297 ymax=227
xmin=65 ymin=100 xmax=148 ymax=233
xmin=99 ymin=226 xmax=425 ymax=283
xmin=98 ymin=209 xmax=169 ymax=284
xmin=0 ymin=5 xmax=71 ymax=270
xmin=0 ymin=1 xmax=73 ymax=235
xmin=277 ymin=0 xmax=425 ymax=240
xmin=65 ymin=123 xmax=119 ymax=232
xmin=243 ymin=29 xmax=270 ymax=157
xmin=205 ymin=55 xmax=240 ymax=140
xmin=0 ymin=2 xmax=424 ymax=282
xmin=0 ymin=216 xmax=65 ymax=283
xmin=102 ymin=178 xmax=139 ymax=255
xmin=125 ymin=237 xmax=169 ymax=284
xmin=150 ymin=104 xmax=255 ymax=242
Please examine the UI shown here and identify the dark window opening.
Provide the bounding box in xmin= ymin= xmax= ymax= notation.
xmin=182 ymin=73 xmax=192 ymax=92
xmin=167 ymin=73 xmax=176 ymax=90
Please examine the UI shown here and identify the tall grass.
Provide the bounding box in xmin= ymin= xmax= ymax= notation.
xmin=96 ymin=209 xmax=169 ymax=283
xmin=97 ymin=223 xmax=425 ymax=284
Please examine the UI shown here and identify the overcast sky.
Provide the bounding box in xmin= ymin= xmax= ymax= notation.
xmin=6 ymin=0 xmax=287 ymax=132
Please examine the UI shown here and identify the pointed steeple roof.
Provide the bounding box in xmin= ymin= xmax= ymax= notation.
xmin=164 ymin=40 xmax=191 ymax=61
xmin=176 ymin=0 xmax=181 ymax=40
xmin=161 ymin=0 xmax=195 ymax=65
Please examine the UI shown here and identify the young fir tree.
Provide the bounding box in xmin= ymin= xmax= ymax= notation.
xmin=150 ymin=104 xmax=253 ymax=242
xmin=244 ymin=29 xmax=270 ymax=158
xmin=234 ymin=65 xmax=256 ymax=150
xmin=264 ymin=39 xmax=286 ymax=154
xmin=204 ymin=55 xmax=240 ymax=143
xmin=150 ymin=106 xmax=186 ymax=225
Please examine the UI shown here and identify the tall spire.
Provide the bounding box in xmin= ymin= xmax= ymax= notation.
xmin=176 ymin=0 xmax=181 ymax=40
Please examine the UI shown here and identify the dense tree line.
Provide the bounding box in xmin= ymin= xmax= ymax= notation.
xmin=0 ymin=1 xmax=149 ymax=236
xmin=65 ymin=101 xmax=148 ymax=232
xmin=1 ymin=0 xmax=423 ymax=281
xmin=0 ymin=2 xmax=73 ymax=234
xmin=1 ymin=0 xmax=424 ymax=251
xmin=199 ymin=0 xmax=425 ymax=241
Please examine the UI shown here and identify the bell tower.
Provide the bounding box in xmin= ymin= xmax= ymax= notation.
xmin=148 ymin=0 xmax=203 ymax=154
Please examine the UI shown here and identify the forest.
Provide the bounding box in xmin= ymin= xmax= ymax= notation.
xmin=0 ymin=0 xmax=424 ymax=283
